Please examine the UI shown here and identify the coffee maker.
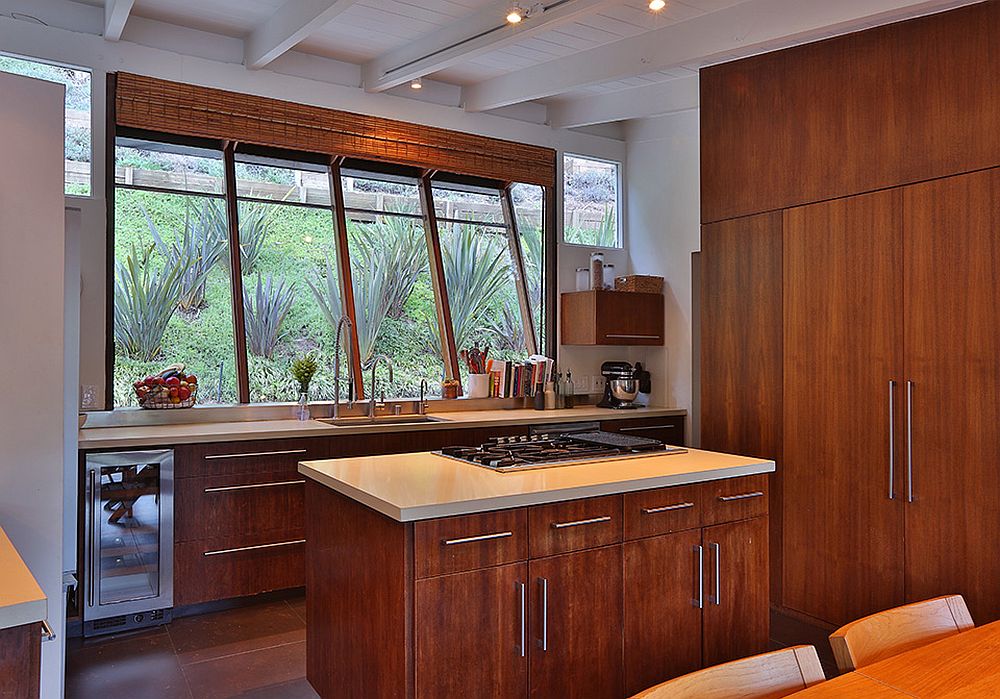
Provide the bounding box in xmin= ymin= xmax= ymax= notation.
xmin=597 ymin=361 xmax=640 ymax=409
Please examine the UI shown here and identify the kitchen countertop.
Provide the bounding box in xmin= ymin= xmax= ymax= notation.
xmin=78 ymin=406 xmax=686 ymax=449
xmin=299 ymin=447 xmax=774 ymax=521
xmin=0 ymin=526 xmax=46 ymax=631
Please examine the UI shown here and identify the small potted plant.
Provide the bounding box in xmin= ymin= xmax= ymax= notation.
xmin=291 ymin=355 xmax=318 ymax=420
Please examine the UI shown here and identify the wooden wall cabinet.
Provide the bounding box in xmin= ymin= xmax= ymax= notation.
xmin=560 ymin=290 xmax=664 ymax=345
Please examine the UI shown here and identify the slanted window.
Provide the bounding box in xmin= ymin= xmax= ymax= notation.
xmin=0 ymin=53 xmax=92 ymax=195
xmin=563 ymin=154 xmax=621 ymax=248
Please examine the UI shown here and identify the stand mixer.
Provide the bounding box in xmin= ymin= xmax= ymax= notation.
xmin=597 ymin=361 xmax=640 ymax=409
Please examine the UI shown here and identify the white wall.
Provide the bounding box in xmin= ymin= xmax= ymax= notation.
xmin=0 ymin=71 xmax=68 ymax=699
xmin=625 ymin=109 xmax=701 ymax=438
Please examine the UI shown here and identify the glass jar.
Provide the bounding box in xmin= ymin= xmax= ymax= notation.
xmin=575 ymin=267 xmax=590 ymax=291
xmin=589 ymin=252 xmax=605 ymax=290
xmin=603 ymin=263 xmax=616 ymax=291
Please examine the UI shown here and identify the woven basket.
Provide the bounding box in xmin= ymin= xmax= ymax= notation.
xmin=137 ymin=384 xmax=197 ymax=409
xmin=615 ymin=275 xmax=664 ymax=293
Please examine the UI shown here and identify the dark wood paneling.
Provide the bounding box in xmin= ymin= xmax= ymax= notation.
xmin=175 ymin=538 xmax=305 ymax=606
xmin=624 ymin=530 xmax=703 ymax=695
xmin=414 ymin=564 xmax=527 ymax=698
xmin=414 ymin=508 xmax=527 ymax=579
xmin=700 ymin=211 xmax=783 ymax=601
xmin=623 ymin=484 xmax=703 ymax=540
xmin=560 ymin=291 xmax=664 ymax=346
xmin=701 ymin=2 xmax=1000 ymax=223
xmin=528 ymin=495 xmax=622 ymax=558
xmin=902 ymin=168 xmax=1000 ymax=623
xmin=782 ymin=190 xmax=904 ymax=627
xmin=702 ymin=516 xmax=769 ymax=667
xmin=600 ymin=415 xmax=685 ymax=446
xmin=305 ymin=482 xmax=412 ymax=699
xmin=703 ymin=474 xmax=769 ymax=527
xmin=529 ymin=546 xmax=623 ymax=699
xmin=174 ymin=437 xmax=329 ymax=479
xmin=0 ymin=622 xmax=40 ymax=699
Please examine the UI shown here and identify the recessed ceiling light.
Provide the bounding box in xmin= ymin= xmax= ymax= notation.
xmin=649 ymin=0 xmax=666 ymax=10
xmin=506 ymin=5 xmax=524 ymax=24
xmin=410 ymin=77 xmax=423 ymax=89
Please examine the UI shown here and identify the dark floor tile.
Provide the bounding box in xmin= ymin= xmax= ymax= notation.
xmin=234 ymin=677 xmax=318 ymax=699
xmin=285 ymin=594 xmax=306 ymax=625
xmin=168 ymin=599 xmax=305 ymax=666
xmin=66 ymin=629 xmax=192 ymax=699
xmin=770 ymin=609 xmax=839 ymax=678
xmin=181 ymin=640 xmax=308 ymax=699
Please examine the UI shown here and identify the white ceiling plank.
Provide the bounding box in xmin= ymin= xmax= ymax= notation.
xmin=104 ymin=0 xmax=135 ymax=41
xmin=361 ymin=0 xmax=622 ymax=93
xmin=462 ymin=0 xmax=976 ymax=111
xmin=244 ymin=0 xmax=358 ymax=69
xmin=547 ymin=74 xmax=699 ymax=128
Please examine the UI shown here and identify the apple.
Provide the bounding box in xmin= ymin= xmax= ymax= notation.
xmin=165 ymin=376 xmax=180 ymax=387
xmin=178 ymin=386 xmax=191 ymax=401
xmin=187 ymin=375 xmax=198 ymax=384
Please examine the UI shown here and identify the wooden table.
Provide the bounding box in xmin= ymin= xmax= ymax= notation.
xmin=792 ymin=621 xmax=1000 ymax=697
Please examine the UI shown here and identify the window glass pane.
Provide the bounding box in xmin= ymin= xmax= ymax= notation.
xmin=113 ymin=188 xmax=238 ymax=407
xmin=116 ymin=139 xmax=225 ymax=195
xmin=235 ymin=159 xmax=331 ymax=207
xmin=345 ymin=211 xmax=443 ymax=399
xmin=342 ymin=172 xmax=422 ymax=215
xmin=0 ymin=54 xmax=91 ymax=195
xmin=431 ymin=184 xmax=505 ymax=224
xmin=511 ymin=183 xmax=546 ymax=352
xmin=563 ymin=154 xmax=620 ymax=248
xmin=236 ymin=200 xmax=350 ymax=403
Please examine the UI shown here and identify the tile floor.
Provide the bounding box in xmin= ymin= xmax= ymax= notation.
xmin=66 ymin=595 xmax=317 ymax=699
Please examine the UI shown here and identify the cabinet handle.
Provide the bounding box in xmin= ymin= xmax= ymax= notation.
xmin=620 ymin=424 xmax=676 ymax=432
xmin=718 ymin=491 xmax=764 ymax=502
xmin=87 ymin=468 xmax=96 ymax=609
xmin=40 ymin=619 xmax=56 ymax=641
xmin=604 ymin=334 xmax=661 ymax=340
xmin=906 ymin=380 xmax=914 ymax=503
xmin=711 ymin=542 xmax=721 ymax=606
xmin=516 ymin=581 xmax=526 ymax=658
xmin=552 ymin=515 xmax=611 ymax=529
xmin=204 ymin=448 xmax=307 ymax=460
xmin=694 ymin=545 xmax=704 ymax=609
xmin=443 ymin=531 xmax=513 ymax=546
xmin=537 ymin=577 xmax=548 ymax=651
xmin=888 ymin=380 xmax=896 ymax=500
xmin=203 ymin=539 xmax=305 ymax=556
xmin=642 ymin=502 xmax=695 ymax=515
xmin=204 ymin=479 xmax=305 ymax=493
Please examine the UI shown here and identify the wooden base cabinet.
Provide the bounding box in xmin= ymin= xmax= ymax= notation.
xmin=0 ymin=622 xmax=41 ymax=699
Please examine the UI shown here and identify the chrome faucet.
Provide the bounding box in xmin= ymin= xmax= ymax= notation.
xmin=333 ymin=315 xmax=355 ymax=419
xmin=368 ymin=354 xmax=394 ymax=418
xmin=419 ymin=379 xmax=429 ymax=415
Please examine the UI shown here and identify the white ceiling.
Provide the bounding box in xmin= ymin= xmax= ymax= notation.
xmin=67 ymin=0 xmax=986 ymax=127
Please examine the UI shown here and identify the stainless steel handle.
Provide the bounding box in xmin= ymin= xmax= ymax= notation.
xmin=552 ymin=515 xmax=611 ymax=529
xmin=619 ymin=424 xmax=676 ymax=432
xmin=517 ymin=581 xmax=526 ymax=658
xmin=443 ymin=531 xmax=513 ymax=546
xmin=642 ymin=502 xmax=695 ymax=515
xmin=87 ymin=468 xmax=96 ymax=609
xmin=204 ymin=448 xmax=307 ymax=460
xmin=204 ymin=479 xmax=305 ymax=493
xmin=694 ymin=545 xmax=704 ymax=609
xmin=605 ymin=334 xmax=661 ymax=340
xmin=906 ymin=380 xmax=914 ymax=503
xmin=40 ymin=619 xmax=56 ymax=641
xmin=203 ymin=539 xmax=305 ymax=556
xmin=537 ymin=577 xmax=548 ymax=651
xmin=718 ymin=491 xmax=764 ymax=502
xmin=711 ymin=542 xmax=721 ymax=606
xmin=888 ymin=380 xmax=896 ymax=500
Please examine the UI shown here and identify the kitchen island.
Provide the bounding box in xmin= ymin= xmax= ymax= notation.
xmin=299 ymin=446 xmax=774 ymax=698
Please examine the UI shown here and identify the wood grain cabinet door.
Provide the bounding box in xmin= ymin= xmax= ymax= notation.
xmin=902 ymin=169 xmax=1000 ymax=623
xmin=414 ymin=563 xmax=528 ymax=699
xmin=702 ymin=517 xmax=769 ymax=667
xmin=529 ymin=546 xmax=623 ymax=699
xmin=623 ymin=530 xmax=703 ymax=696
xmin=782 ymin=189 xmax=905 ymax=626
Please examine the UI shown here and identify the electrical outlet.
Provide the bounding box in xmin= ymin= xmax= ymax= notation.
xmin=80 ymin=384 xmax=97 ymax=410
xmin=576 ymin=375 xmax=591 ymax=394
xmin=592 ymin=375 xmax=605 ymax=394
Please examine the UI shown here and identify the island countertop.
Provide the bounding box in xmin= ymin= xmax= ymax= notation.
xmin=299 ymin=447 xmax=775 ymax=522
xmin=0 ymin=526 xmax=46 ymax=631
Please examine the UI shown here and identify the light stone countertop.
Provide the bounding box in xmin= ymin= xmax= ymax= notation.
xmin=299 ymin=447 xmax=774 ymax=522
xmin=0 ymin=526 xmax=46 ymax=631
xmin=78 ymin=406 xmax=686 ymax=449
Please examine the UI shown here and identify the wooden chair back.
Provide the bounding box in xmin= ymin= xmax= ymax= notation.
xmin=829 ymin=594 xmax=974 ymax=673
xmin=629 ymin=645 xmax=826 ymax=699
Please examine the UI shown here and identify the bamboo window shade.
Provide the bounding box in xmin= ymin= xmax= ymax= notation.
xmin=114 ymin=73 xmax=556 ymax=186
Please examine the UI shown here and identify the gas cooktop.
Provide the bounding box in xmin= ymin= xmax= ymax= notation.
xmin=435 ymin=431 xmax=687 ymax=472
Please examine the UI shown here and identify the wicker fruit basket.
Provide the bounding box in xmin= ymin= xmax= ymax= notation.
xmin=615 ymin=274 xmax=664 ymax=293
xmin=133 ymin=363 xmax=199 ymax=409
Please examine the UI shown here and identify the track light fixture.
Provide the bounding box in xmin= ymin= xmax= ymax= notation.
xmin=649 ymin=0 xmax=665 ymax=10
xmin=410 ymin=77 xmax=423 ymax=89
xmin=506 ymin=4 xmax=524 ymax=24
xmin=506 ymin=2 xmax=544 ymax=25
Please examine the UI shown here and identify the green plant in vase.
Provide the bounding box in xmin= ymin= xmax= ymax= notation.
xmin=291 ymin=355 xmax=318 ymax=420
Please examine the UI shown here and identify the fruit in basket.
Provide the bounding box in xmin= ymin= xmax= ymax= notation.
xmin=178 ymin=386 xmax=191 ymax=401
xmin=134 ymin=363 xmax=198 ymax=408
xmin=165 ymin=376 xmax=180 ymax=388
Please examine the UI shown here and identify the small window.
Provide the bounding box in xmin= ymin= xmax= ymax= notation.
xmin=563 ymin=154 xmax=620 ymax=248
xmin=0 ymin=53 xmax=92 ymax=195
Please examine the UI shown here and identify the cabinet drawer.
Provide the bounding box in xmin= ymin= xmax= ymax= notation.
xmin=414 ymin=508 xmax=527 ymax=578
xmin=528 ymin=495 xmax=622 ymax=558
xmin=174 ymin=438 xmax=327 ymax=479
xmin=624 ymin=484 xmax=703 ymax=540
xmin=174 ymin=537 xmax=305 ymax=606
xmin=703 ymin=475 xmax=769 ymax=526
xmin=175 ymin=473 xmax=305 ymax=543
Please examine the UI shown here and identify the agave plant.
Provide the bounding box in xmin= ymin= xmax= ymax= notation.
xmin=144 ymin=201 xmax=228 ymax=311
xmin=519 ymin=227 xmax=544 ymax=311
xmin=243 ymin=273 xmax=296 ymax=358
xmin=485 ymin=297 xmax=527 ymax=353
xmin=349 ymin=215 xmax=426 ymax=319
xmin=114 ymin=243 xmax=185 ymax=361
xmin=235 ymin=200 xmax=276 ymax=275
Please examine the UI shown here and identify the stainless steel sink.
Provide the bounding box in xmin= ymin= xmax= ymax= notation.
xmin=315 ymin=414 xmax=450 ymax=427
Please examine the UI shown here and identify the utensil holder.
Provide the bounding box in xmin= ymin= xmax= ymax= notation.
xmin=467 ymin=373 xmax=491 ymax=399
